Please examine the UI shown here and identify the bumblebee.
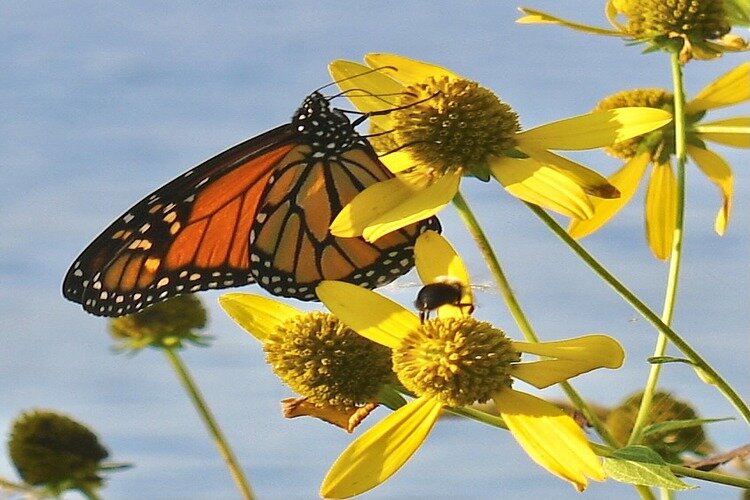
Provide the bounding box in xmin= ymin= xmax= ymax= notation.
xmin=414 ymin=276 xmax=474 ymax=323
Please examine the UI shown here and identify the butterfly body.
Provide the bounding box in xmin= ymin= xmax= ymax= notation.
xmin=64 ymin=92 xmax=439 ymax=316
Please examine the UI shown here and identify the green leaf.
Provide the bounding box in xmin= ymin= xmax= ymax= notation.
xmin=603 ymin=446 xmax=695 ymax=490
xmin=647 ymin=356 xmax=695 ymax=366
xmin=642 ymin=417 xmax=734 ymax=437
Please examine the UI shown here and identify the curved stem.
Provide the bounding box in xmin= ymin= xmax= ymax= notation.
xmin=628 ymin=52 xmax=688 ymax=446
xmin=451 ymin=190 xmax=618 ymax=445
xmin=163 ymin=348 xmax=255 ymax=500
xmin=526 ymin=203 xmax=750 ymax=424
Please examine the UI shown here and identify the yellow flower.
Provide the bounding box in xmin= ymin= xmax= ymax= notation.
xmin=219 ymin=294 xmax=394 ymax=411
xmin=329 ymin=53 xmax=672 ymax=242
xmin=569 ymin=63 xmax=749 ymax=259
xmin=518 ymin=0 xmax=749 ymax=62
xmin=315 ymin=232 xmax=625 ymax=498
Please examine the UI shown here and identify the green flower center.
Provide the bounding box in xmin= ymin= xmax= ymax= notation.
xmin=595 ymin=89 xmax=674 ymax=160
xmin=615 ymin=0 xmax=730 ymax=41
xmin=108 ymin=295 xmax=209 ymax=350
xmin=606 ymin=391 xmax=713 ymax=462
xmin=9 ymin=410 xmax=109 ymax=491
xmin=392 ymin=317 xmax=519 ymax=407
xmin=265 ymin=312 xmax=394 ymax=408
xmin=391 ymin=76 xmax=519 ymax=179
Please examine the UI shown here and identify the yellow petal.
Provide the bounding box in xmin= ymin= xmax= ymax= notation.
xmin=328 ymin=59 xmax=404 ymax=131
xmin=516 ymin=7 xmax=622 ymax=36
xmin=331 ymin=170 xmax=460 ymax=242
xmin=364 ymin=53 xmax=459 ymax=85
xmin=316 ymin=281 xmax=418 ymax=349
xmin=568 ymin=153 xmax=651 ymax=239
xmin=513 ymin=334 xmax=624 ymax=366
xmin=513 ymin=333 xmax=626 ymax=388
xmin=644 ymin=161 xmax=677 ymax=260
xmin=519 ymin=147 xmax=619 ymax=199
xmin=495 ymin=389 xmax=605 ymax=491
xmin=490 ymin=156 xmax=594 ymax=219
xmin=218 ymin=293 xmax=300 ymax=343
xmin=516 ymin=108 xmax=672 ymax=151
xmin=686 ymin=62 xmax=750 ymax=114
xmin=320 ymin=396 xmax=442 ymax=499
xmin=695 ymin=117 xmax=750 ymax=148
xmin=688 ymin=145 xmax=734 ymax=235
xmin=414 ymin=230 xmax=473 ymax=319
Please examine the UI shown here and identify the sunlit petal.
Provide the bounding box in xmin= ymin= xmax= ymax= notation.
xmin=568 ymin=153 xmax=650 ymax=238
xmin=364 ymin=53 xmax=459 ymax=85
xmin=316 ymin=281 xmax=418 ymax=348
xmin=320 ymin=396 xmax=443 ymax=499
xmin=516 ymin=7 xmax=621 ymax=36
xmin=516 ymin=108 xmax=672 ymax=151
xmin=644 ymin=161 xmax=677 ymax=260
xmin=688 ymin=145 xmax=734 ymax=235
xmin=329 ymin=59 xmax=404 ymax=130
xmin=335 ymin=170 xmax=460 ymax=242
xmin=495 ymin=389 xmax=605 ymax=491
xmin=219 ymin=293 xmax=300 ymax=343
xmin=519 ymin=147 xmax=619 ymax=199
xmin=414 ymin=231 xmax=473 ymax=318
xmin=695 ymin=117 xmax=750 ymax=148
xmin=414 ymin=231 xmax=470 ymax=287
xmin=513 ymin=334 xmax=624 ymax=365
xmin=490 ymin=156 xmax=594 ymax=219
xmin=686 ymin=62 xmax=750 ymax=114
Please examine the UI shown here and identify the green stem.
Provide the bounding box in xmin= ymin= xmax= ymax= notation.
xmin=163 ymin=348 xmax=255 ymax=500
xmin=628 ymin=52 xmax=689 ymax=447
xmin=526 ymin=203 xmax=750 ymax=424
xmin=451 ymin=190 xmax=618 ymax=445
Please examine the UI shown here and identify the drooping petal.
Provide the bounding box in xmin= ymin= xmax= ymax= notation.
xmin=330 ymin=170 xmax=461 ymax=242
xmin=686 ymin=62 xmax=750 ymax=114
xmin=490 ymin=156 xmax=594 ymax=219
xmin=568 ymin=153 xmax=651 ymax=239
xmin=316 ymin=281 xmax=419 ymax=348
xmin=695 ymin=117 xmax=750 ymax=148
xmin=495 ymin=388 xmax=605 ymax=491
xmin=364 ymin=53 xmax=459 ymax=85
xmin=688 ymin=145 xmax=734 ymax=235
xmin=516 ymin=7 xmax=622 ymax=36
xmin=644 ymin=161 xmax=677 ymax=260
xmin=516 ymin=108 xmax=672 ymax=151
xmin=218 ymin=293 xmax=300 ymax=343
xmin=414 ymin=230 xmax=473 ymax=319
xmin=328 ymin=59 xmax=404 ymax=130
xmin=519 ymin=147 xmax=619 ymax=199
xmin=320 ymin=396 xmax=443 ymax=499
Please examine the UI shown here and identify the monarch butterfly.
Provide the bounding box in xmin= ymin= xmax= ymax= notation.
xmin=63 ymin=90 xmax=441 ymax=317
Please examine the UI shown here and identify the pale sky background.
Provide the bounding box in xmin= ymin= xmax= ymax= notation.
xmin=1 ymin=2 xmax=748 ymax=499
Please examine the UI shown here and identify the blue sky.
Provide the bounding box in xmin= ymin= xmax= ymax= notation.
xmin=1 ymin=2 xmax=748 ymax=498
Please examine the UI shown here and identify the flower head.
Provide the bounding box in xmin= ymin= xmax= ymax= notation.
xmin=329 ymin=53 xmax=671 ymax=242
xmin=606 ymin=391 xmax=714 ymax=462
xmin=315 ymin=232 xmax=625 ymax=497
xmin=220 ymin=293 xmax=395 ymax=430
xmin=108 ymin=294 xmax=210 ymax=351
xmin=8 ymin=410 xmax=116 ymax=496
xmin=568 ymin=63 xmax=749 ymax=259
xmin=518 ymin=1 xmax=749 ymax=62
